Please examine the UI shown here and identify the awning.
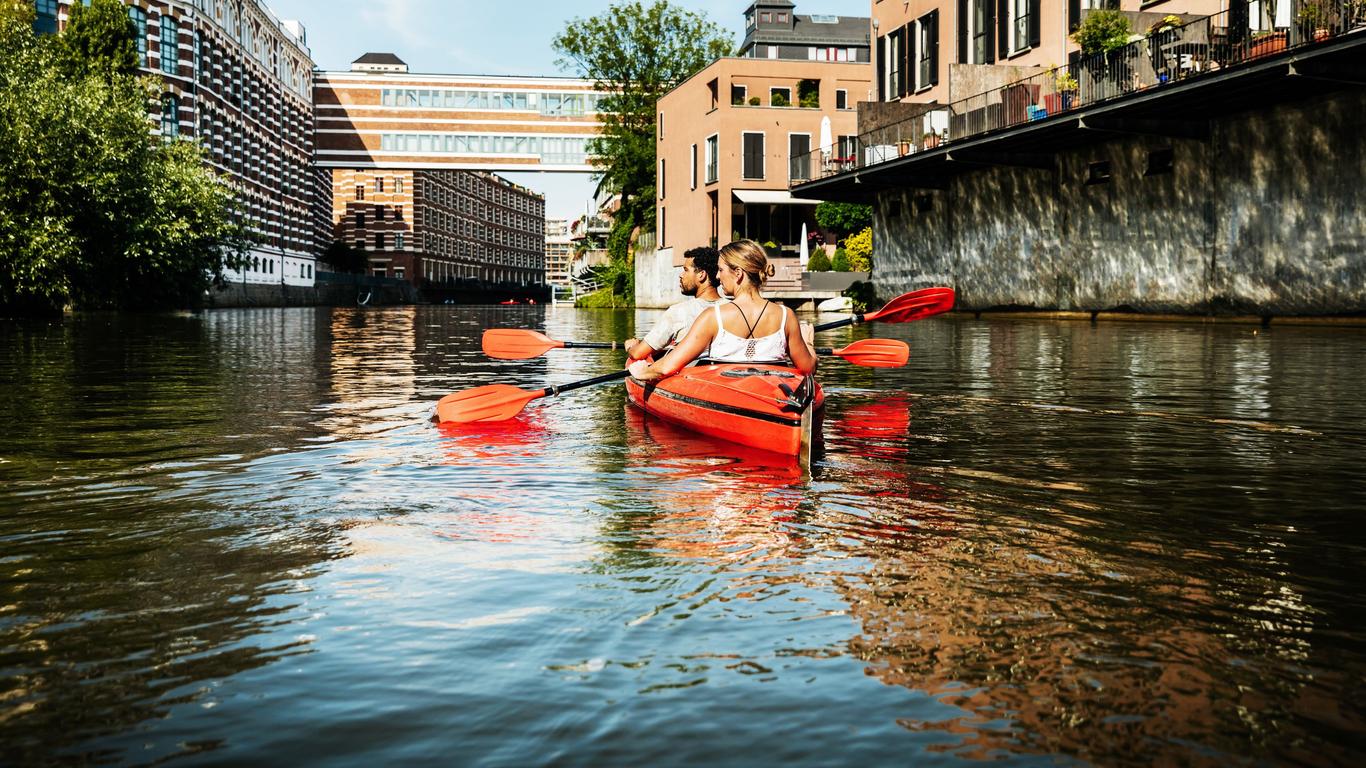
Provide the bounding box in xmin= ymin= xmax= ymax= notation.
xmin=732 ymin=189 xmax=819 ymax=206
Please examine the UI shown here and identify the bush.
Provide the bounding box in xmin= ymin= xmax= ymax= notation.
xmin=770 ymin=91 xmax=788 ymax=107
xmin=814 ymin=202 xmax=872 ymax=236
xmin=806 ymin=251 xmax=832 ymax=272
xmin=747 ymin=95 xmax=760 ymax=106
xmin=831 ymin=248 xmax=850 ymax=272
xmin=843 ymin=227 xmax=873 ymax=272
xmin=1072 ymin=10 xmax=1132 ymax=56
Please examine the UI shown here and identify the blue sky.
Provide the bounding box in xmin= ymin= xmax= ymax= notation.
xmin=267 ymin=0 xmax=872 ymax=217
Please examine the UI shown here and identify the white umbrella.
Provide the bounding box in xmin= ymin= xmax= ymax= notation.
xmin=799 ymin=222 xmax=809 ymax=270
xmin=819 ymin=115 xmax=834 ymax=157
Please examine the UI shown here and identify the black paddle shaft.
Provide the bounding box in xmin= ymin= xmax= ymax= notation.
xmin=543 ymin=369 xmax=630 ymax=398
xmin=814 ymin=313 xmax=865 ymax=333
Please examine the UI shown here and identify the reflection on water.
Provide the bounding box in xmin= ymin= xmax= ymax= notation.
xmin=1 ymin=307 xmax=1363 ymax=765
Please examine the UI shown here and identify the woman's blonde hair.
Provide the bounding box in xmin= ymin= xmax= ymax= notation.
xmin=719 ymin=239 xmax=776 ymax=289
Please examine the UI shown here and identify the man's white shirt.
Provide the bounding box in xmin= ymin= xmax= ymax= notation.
xmin=641 ymin=296 xmax=728 ymax=352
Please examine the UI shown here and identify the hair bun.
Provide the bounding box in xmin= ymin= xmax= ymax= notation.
xmin=765 ymin=263 xmax=776 ymax=277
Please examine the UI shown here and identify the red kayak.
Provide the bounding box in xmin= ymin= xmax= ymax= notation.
xmin=626 ymin=362 xmax=824 ymax=459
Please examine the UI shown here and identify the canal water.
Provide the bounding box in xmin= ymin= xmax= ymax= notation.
xmin=1 ymin=306 xmax=1363 ymax=766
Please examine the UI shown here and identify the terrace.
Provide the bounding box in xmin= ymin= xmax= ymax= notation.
xmin=792 ymin=2 xmax=1366 ymax=199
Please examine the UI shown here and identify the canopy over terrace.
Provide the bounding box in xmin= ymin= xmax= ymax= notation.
xmin=732 ymin=189 xmax=818 ymax=253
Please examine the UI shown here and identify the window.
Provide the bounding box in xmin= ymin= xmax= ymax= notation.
xmin=129 ymin=7 xmax=147 ymax=60
xmin=1086 ymin=160 xmax=1112 ymax=185
xmin=659 ymin=207 xmax=665 ymax=247
xmin=395 ymin=178 xmax=404 ymax=194
xmin=375 ymin=233 xmax=386 ymax=250
xmin=836 ymin=89 xmax=848 ymax=110
xmin=161 ymin=95 xmax=178 ymax=138
xmin=886 ymin=30 xmax=903 ymax=98
xmin=731 ymin=84 xmax=747 ymax=105
xmin=742 ymin=132 xmax=765 ymax=180
xmin=918 ymin=12 xmax=939 ymax=89
xmin=1145 ymin=148 xmax=1174 ymax=176
xmin=659 ymin=159 xmax=665 ymax=199
xmin=376 ymin=178 xmax=385 ymax=193
xmin=961 ymin=0 xmax=994 ymax=65
xmin=761 ymin=11 xmax=771 ymax=23
xmin=767 ymin=45 xmax=779 ymax=59
xmin=160 ymin=14 xmax=177 ymax=74
xmin=375 ymin=206 xmax=385 ymax=221
xmin=707 ymin=78 xmax=718 ymax=110
xmin=789 ymin=134 xmax=811 ymax=181
xmin=777 ymin=13 xmax=787 ymax=23
xmin=355 ymin=185 xmax=364 ymax=200
xmin=770 ymin=87 xmax=791 ymax=107
xmin=193 ymin=30 xmax=200 ymax=81
xmin=356 ymin=212 xmax=366 ymax=229
xmin=705 ymin=134 xmax=718 ymax=184
xmin=690 ymin=143 xmax=697 ymax=189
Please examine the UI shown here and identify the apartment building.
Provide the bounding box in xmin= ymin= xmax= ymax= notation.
xmin=329 ymin=169 xmax=545 ymax=291
xmin=44 ymin=0 xmax=319 ymax=287
xmin=314 ymin=54 xmax=608 ymax=173
xmin=871 ymin=1 xmax=1225 ymax=104
xmin=656 ymin=57 xmax=870 ymax=261
xmin=544 ymin=218 xmax=575 ymax=293
xmin=739 ymin=0 xmax=872 ymax=62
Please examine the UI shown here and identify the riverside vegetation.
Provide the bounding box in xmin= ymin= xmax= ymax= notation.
xmin=0 ymin=0 xmax=243 ymax=315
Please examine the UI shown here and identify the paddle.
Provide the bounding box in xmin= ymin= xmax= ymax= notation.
xmin=813 ymin=286 xmax=955 ymax=332
xmin=481 ymin=288 xmax=953 ymax=361
xmin=436 ymin=338 xmax=911 ymax=423
xmin=482 ymin=328 xmax=621 ymax=360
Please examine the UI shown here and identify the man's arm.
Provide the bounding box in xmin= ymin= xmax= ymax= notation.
xmin=626 ymin=305 xmax=684 ymax=361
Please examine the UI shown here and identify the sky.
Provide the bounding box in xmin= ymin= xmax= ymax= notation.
xmin=266 ymin=0 xmax=873 ymax=219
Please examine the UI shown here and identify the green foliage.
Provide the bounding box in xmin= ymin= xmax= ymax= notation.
xmin=1072 ymin=10 xmax=1132 ymax=56
xmin=0 ymin=12 xmax=241 ymax=314
xmin=321 ymin=241 xmax=367 ymax=273
xmin=831 ymin=248 xmax=850 ymax=272
xmin=747 ymin=95 xmax=760 ymax=106
xmin=770 ymin=91 xmax=789 ymax=107
xmin=842 ymin=280 xmax=877 ymax=312
xmin=553 ymin=0 xmax=731 ymax=243
xmin=814 ymin=202 xmax=872 ymax=236
xmin=0 ymin=0 xmax=34 ymax=29
xmin=843 ymin=227 xmax=873 ymax=272
xmin=57 ymin=0 xmax=138 ymax=79
xmin=797 ymin=79 xmax=819 ymax=108
xmin=805 ymin=250 xmax=832 ymax=272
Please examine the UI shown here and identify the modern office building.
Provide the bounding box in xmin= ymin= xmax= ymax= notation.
xmin=41 ymin=1 xmax=319 ymax=288
xmin=739 ymin=0 xmax=871 ymax=62
xmin=328 ymin=168 xmax=546 ymax=294
xmin=313 ymin=53 xmax=608 ymax=173
xmin=655 ymin=56 xmax=870 ymax=266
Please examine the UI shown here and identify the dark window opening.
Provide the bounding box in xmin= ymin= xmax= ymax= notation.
xmin=1086 ymin=160 xmax=1112 ymax=185
xmin=1145 ymin=148 xmax=1174 ymax=176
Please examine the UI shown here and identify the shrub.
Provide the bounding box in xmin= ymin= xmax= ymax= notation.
xmin=770 ymin=91 xmax=788 ymax=107
xmin=1072 ymin=10 xmax=1132 ymax=56
xmin=843 ymin=227 xmax=873 ymax=272
xmin=831 ymin=248 xmax=851 ymax=272
xmin=806 ymin=250 xmax=832 ymax=272
xmin=747 ymin=95 xmax=760 ymax=106
xmin=814 ymin=202 xmax=872 ymax=236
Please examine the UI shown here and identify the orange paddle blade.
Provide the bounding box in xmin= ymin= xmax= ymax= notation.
xmin=832 ymin=338 xmax=909 ymax=368
xmin=864 ymin=287 xmax=955 ymax=323
xmin=436 ymin=384 xmax=545 ymax=423
xmin=482 ymin=329 xmax=564 ymax=360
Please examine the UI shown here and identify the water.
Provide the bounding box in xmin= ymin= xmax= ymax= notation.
xmin=1 ymin=306 xmax=1363 ymax=766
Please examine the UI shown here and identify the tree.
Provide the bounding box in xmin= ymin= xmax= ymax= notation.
xmin=0 ymin=13 xmax=241 ymax=314
xmin=320 ymin=241 xmax=367 ymax=274
xmin=814 ymin=202 xmax=873 ymax=237
xmin=57 ymin=0 xmax=138 ymax=79
xmin=553 ymin=0 xmax=732 ymax=296
xmin=806 ymin=251 xmax=832 ymax=272
xmin=831 ymin=248 xmax=851 ymax=272
xmin=1072 ymin=10 xmax=1133 ymax=57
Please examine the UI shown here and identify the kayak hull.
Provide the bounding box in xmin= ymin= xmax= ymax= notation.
xmin=625 ymin=363 xmax=824 ymax=457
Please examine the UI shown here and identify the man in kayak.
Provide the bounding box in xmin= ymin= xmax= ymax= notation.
xmin=624 ymin=246 xmax=726 ymax=362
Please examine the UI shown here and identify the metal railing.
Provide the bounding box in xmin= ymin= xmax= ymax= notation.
xmin=793 ymin=1 xmax=1365 ymax=185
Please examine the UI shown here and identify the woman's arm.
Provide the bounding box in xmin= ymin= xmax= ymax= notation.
xmin=628 ymin=309 xmax=719 ymax=382
xmin=785 ymin=308 xmax=818 ymax=374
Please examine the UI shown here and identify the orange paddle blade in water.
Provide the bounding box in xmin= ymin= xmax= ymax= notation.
xmin=436 ymin=384 xmax=544 ymax=423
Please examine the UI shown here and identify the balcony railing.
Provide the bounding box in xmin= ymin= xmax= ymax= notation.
xmin=793 ymin=1 xmax=1366 ymax=185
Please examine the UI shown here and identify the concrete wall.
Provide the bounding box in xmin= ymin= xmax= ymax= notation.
xmin=872 ymin=90 xmax=1366 ymax=316
xmin=205 ymin=277 xmax=418 ymax=309
xmin=635 ymin=245 xmax=679 ymax=309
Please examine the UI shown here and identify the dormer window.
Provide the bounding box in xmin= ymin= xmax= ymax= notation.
xmin=777 ymin=13 xmax=787 ymax=23
xmin=761 ymin=12 xmax=771 ymax=23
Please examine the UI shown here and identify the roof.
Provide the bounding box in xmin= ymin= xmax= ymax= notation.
xmin=353 ymin=52 xmax=407 ymax=66
xmin=742 ymin=14 xmax=871 ymax=49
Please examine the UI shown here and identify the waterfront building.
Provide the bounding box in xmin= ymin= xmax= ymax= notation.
xmin=544 ymin=218 xmax=575 ymax=295
xmin=42 ymin=1 xmax=319 ymax=289
xmin=328 ymin=168 xmax=546 ymax=295
xmin=739 ymin=0 xmax=871 ymax=62
xmin=313 ymin=53 xmax=608 ymax=173
xmin=794 ymin=3 xmax=1366 ymax=316
xmin=654 ymin=55 xmax=870 ymax=281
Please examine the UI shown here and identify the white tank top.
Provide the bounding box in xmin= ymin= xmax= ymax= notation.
xmin=708 ymin=302 xmax=788 ymax=362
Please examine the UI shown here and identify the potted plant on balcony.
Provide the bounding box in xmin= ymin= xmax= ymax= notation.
xmin=921 ymin=131 xmax=940 ymax=149
xmin=1296 ymin=0 xmax=1334 ymax=42
xmin=1052 ymin=68 xmax=1079 ymax=110
xmin=770 ymin=91 xmax=789 ymax=107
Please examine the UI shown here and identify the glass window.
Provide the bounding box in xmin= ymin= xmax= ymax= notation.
xmin=159 ymin=13 xmax=177 ymax=74
xmin=705 ymin=135 xmax=718 ymax=184
xmin=161 ymin=95 xmax=178 ymax=139
xmin=129 ymin=7 xmax=147 ymax=59
xmin=742 ymin=132 xmax=764 ymax=180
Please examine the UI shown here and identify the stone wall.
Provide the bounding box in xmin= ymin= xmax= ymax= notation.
xmin=872 ymin=90 xmax=1366 ymax=316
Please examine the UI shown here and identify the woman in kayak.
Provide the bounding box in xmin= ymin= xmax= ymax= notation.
xmin=628 ymin=239 xmax=817 ymax=382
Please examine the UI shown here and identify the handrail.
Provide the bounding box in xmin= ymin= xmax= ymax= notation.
xmin=792 ymin=1 xmax=1366 ymax=185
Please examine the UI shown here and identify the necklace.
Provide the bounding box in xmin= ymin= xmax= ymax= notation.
xmin=732 ymin=301 xmax=769 ymax=359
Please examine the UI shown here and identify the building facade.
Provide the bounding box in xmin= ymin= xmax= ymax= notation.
xmin=544 ymin=218 xmax=574 ymax=293
xmin=46 ymin=0 xmax=319 ymax=288
xmin=328 ymin=168 xmax=545 ymax=294
xmin=655 ymin=57 xmax=870 ymax=263
xmin=313 ymin=54 xmax=608 ymax=173
xmin=739 ymin=0 xmax=871 ymax=62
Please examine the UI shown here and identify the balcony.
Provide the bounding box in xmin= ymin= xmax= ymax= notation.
xmin=793 ymin=2 xmax=1366 ymax=195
